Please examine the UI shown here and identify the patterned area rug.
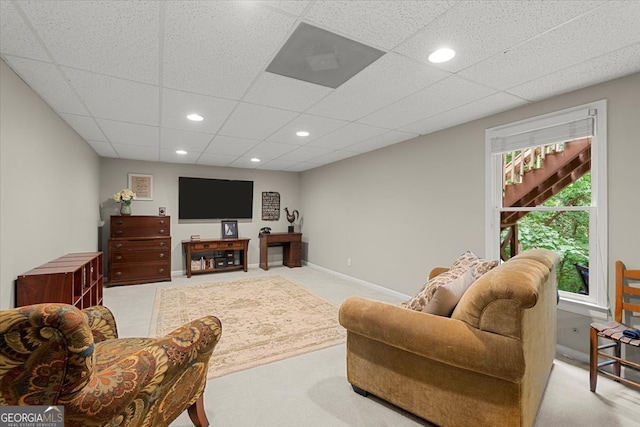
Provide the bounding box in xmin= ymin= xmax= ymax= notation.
xmin=149 ymin=275 xmax=346 ymax=379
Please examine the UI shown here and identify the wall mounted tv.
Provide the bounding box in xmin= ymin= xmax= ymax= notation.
xmin=179 ymin=177 xmax=254 ymax=220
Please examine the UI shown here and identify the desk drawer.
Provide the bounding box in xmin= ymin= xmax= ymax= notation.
xmin=192 ymin=240 xmax=243 ymax=250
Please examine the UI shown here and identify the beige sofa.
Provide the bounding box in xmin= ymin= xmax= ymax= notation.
xmin=338 ymin=249 xmax=559 ymax=427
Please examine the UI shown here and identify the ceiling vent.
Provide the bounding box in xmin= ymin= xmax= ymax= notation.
xmin=266 ymin=23 xmax=385 ymax=89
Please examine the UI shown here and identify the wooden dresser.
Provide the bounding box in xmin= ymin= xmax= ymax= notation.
xmin=16 ymin=252 xmax=103 ymax=308
xmin=108 ymin=215 xmax=171 ymax=286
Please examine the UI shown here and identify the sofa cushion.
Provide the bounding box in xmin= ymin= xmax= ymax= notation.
xmin=422 ymin=268 xmax=475 ymax=316
xmin=403 ymin=251 xmax=498 ymax=312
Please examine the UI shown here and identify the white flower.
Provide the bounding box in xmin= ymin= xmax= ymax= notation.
xmin=114 ymin=189 xmax=136 ymax=203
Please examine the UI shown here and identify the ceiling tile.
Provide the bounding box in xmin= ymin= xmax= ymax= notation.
xmin=345 ymin=130 xmax=419 ymax=153
xmin=0 ymin=1 xmax=49 ymax=60
xmin=4 ymin=56 xmax=88 ymax=115
xmin=400 ymin=92 xmax=529 ymax=135
xmin=310 ymin=149 xmax=361 ymax=165
xmin=113 ymin=143 xmax=160 ymax=162
xmin=160 ymin=128 xmax=213 ymax=152
xmin=357 ymin=75 xmax=496 ymax=129
xmin=308 ymin=122 xmax=389 ymax=150
xmin=243 ymin=141 xmax=299 ymax=161
xmin=396 ymin=0 xmax=606 ymax=73
xmin=196 ymin=152 xmax=237 ymax=167
xmin=161 ymin=88 xmax=237 ymax=134
xmin=205 ymin=135 xmax=260 ymax=156
xmin=459 ymin=1 xmax=640 ymax=90
xmin=96 ymin=119 xmax=159 ymax=147
xmin=87 ymin=140 xmax=118 ymax=158
xmin=18 ymin=0 xmax=159 ymax=83
xmin=159 ymin=148 xmax=198 ymax=163
xmin=306 ymin=52 xmax=450 ymax=121
xmin=63 ymin=67 xmax=160 ymax=125
xmin=277 ymin=145 xmax=333 ymax=162
xmin=58 ymin=113 xmax=106 ymax=141
xmin=257 ymin=159 xmax=305 ymax=171
xmin=507 ymin=44 xmax=640 ymax=101
xmin=243 ymin=72 xmax=332 ymax=112
xmin=266 ymin=114 xmax=347 ymax=145
xmin=305 ymin=0 xmax=455 ymax=50
xmin=218 ymin=103 xmax=298 ymax=140
xmin=285 ymin=161 xmax=322 ymax=172
xmin=163 ymin=1 xmax=296 ymax=99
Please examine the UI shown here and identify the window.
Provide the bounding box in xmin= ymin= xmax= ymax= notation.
xmin=485 ymin=101 xmax=608 ymax=317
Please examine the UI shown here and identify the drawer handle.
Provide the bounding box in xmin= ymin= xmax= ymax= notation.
xmin=160 ymin=220 xmax=165 ymax=225
xmin=160 ymin=242 xmax=165 ymax=247
xmin=115 ymin=256 xmax=122 ymax=261
xmin=115 ymin=271 xmax=122 ymax=276
xmin=159 ymin=229 xmax=166 ymax=234
xmin=115 ymin=230 xmax=123 ymax=235
xmin=115 ymin=243 xmax=122 ymax=248
xmin=203 ymin=244 xmax=210 ymax=248
xmin=158 ymin=268 xmax=165 ymax=273
xmin=116 ymin=220 xmax=123 ymax=225
xmin=159 ymin=253 xmax=165 ymax=258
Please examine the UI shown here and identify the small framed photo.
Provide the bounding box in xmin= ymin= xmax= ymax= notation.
xmin=128 ymin=173 xmax=153 ymax=201
xmin=159 ymin=206 xmax=166 ymax=216
xmin=221 ymin=220 xmax=238 ymax=239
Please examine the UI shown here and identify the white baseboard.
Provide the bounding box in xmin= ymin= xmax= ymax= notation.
xmin=304 ymin=261 xmax=411 ymax=300
xmin=556 ymin=344 xmax=589 ymax=364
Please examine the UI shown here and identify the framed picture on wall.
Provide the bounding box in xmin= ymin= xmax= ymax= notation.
xmin=128 ymin=173 xmax=153 ymax=201
xmin=221 ymin=220 xmax=238 ymax=239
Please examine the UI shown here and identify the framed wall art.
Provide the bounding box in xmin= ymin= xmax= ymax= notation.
xmin=128 ymin=173 xmax=153 ymax=201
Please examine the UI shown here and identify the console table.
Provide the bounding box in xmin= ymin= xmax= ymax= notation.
xmin=259 ymin=232 xmax=302 ymax=271
xmin=182 ymin=238 xmax=250 ymax=278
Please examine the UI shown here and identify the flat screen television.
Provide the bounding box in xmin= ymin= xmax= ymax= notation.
xmin=179 ymin=177 xmax=254 ymax=220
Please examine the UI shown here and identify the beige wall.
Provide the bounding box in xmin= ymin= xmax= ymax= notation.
xmin=0 ymin=60 xmax=101 ymax=309
xmin=99 ymin=158 xmax=301 ymax=273
xmin=300 ymin=73 xmax=640 ymax=357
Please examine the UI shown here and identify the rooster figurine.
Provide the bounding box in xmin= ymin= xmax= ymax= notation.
xmin=284 ymin=207 xmax=299 ymax=224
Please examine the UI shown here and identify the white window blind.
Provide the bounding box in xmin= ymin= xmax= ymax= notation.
xmin=490 ymin=116 xmax=594 ymax=154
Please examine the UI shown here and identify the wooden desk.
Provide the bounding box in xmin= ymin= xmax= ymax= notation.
xmin=259 ymin=232 xmax=302 ymax=271
xmin=182 ymin=238 xmax=250 ymax=278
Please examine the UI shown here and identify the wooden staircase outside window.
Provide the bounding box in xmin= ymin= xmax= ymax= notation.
xmin=500 ymin=137 xmax=591 ymax=260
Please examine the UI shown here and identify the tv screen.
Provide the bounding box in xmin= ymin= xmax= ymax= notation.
xmin=179 ymin=177 xmax=254 ymax=220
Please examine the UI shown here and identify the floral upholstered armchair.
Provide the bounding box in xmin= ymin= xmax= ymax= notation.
xmin=0 ymin=303 xmax=222 ymax=427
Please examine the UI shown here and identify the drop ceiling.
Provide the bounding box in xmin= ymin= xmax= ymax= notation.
xmin=1 ymin=1 xmax=639 ymax=172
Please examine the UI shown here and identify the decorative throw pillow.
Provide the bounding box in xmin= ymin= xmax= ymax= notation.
xmin=422 ymin=269 xmax=475 ymax=316
xmin=402 ymin=251 xmax=498 ymax=312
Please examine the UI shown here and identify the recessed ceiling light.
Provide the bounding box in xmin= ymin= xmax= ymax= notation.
xmin=186 ymin=113 xmax=204 ymax=121
xmin=176 ymin=150 xmax=188 ymax=155
xmin=296 ymin=131 xmax=310 ymax=137
xmin=251 ymin=157 xmax=261 ymax=163
xmin=428 ymin=48 xmax=455 ymax=63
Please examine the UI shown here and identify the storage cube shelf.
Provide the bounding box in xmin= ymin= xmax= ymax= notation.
xmin=16 ymin=252 xmax=104 ymax=308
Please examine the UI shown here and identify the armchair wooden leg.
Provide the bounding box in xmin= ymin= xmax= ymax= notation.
xmin=188 ymin=394 xmax=209 ymax=427
xmin=589 ymin=327 xmax=598 ymax=392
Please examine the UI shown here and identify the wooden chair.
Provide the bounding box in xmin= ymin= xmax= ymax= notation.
xmin=589 ymin=261 xmax=640 ymax=392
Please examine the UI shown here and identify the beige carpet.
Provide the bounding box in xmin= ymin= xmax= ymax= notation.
xmin=149 ymin=275 xmax=346 ymax=379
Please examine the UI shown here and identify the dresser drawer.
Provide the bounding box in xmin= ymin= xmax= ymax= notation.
xmin=110 ymin=238 xmax=170 ymax=251
xmin=110 ymin=216 xmax=170 ymax=238
xmin=110 ymin=250 xmax=169 ymax=264
xmin=109 ymin=263 xmax=170 ymax=284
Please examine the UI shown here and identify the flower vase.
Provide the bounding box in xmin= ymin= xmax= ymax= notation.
xmin=120 ymin=203 xmax=132 ymax=216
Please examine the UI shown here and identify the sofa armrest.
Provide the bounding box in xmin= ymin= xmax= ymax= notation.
xmin=339 ymin=296 xmax=524 ymax=382
xmin=83 ymin=305 xmax=119 ymax=342
xmin=61 ymin=316 xmax=222 ymax=425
